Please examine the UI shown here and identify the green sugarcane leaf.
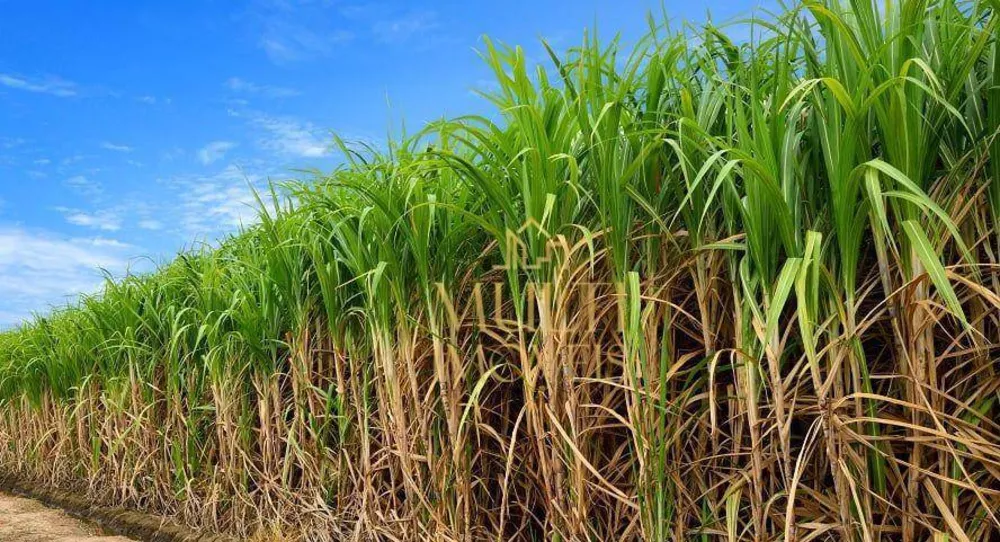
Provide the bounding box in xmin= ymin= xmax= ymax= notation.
xmin=902 ymin=220 xmax=967 ymax=327
xmin=767 ymin=257 xmax=802 ymax=342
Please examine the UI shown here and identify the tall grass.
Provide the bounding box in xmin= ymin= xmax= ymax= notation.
xmin=2 ymin=1 xmax=1000 ymax=540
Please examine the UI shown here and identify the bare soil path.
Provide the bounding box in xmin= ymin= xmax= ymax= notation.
xmin=0 ymin=492 xmax=135 ymax=542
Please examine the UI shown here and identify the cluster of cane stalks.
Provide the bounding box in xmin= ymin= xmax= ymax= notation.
xmin=3 ymin=1 xmax=1000 ymax=540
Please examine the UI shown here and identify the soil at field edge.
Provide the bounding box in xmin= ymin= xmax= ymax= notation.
xmin=0 ymin=492 xmax=135 ymax=542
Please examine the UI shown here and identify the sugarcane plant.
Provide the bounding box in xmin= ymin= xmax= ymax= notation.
xmin=1 ymin=1 xmax=999 ymax=540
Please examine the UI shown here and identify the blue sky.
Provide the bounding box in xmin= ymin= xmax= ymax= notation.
xmin=0 ymin=0 xmax=761 ymax=325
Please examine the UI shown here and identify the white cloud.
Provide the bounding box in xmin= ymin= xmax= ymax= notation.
xmin=373 ymin=12 xmax=438 ymax=43
xmin=62 ymin=154 xmax=87 ymax=165
xmin=226 ymin=77 xmax=300 ymax=98
xmin=250 ymin=113 xmax=330 ymax=157
xmin=0 ymin=227 xmax=136 ymax=326
xmin=64 ymin=175 xmax=103 ymax=198
xmin=138 ymin=219 xmax=163 ymax=230
xmin=259 ymin=29 xmax=354 ymax=63
xmin=259 ymin=38 xmax=296 ymax=63
xmin=33 ymin=158 xmax=51 ymax=166
xmin=1 ymin=137 xmax=26 ymax=149
xmin=247 ymin=1 xmax=355 ymax=64
xmin=166 ymin=164 xmax=267 ymax=236
xmin=198 ymin=141 xmax=238 ymax=165
xmin=0 ymin=73 xmax=77 ymax=97
xmin=136 ymin=95 xmax=157 ymax=104
xmin=160 ymin=147 xmax=184 ymax=162
xmin=56 ymin=207 xmax=123 ymax=231
xmin=100 ymin=141 xmax=133 ymax=153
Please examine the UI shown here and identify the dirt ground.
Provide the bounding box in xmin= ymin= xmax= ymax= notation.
xmin=0 ymin=492 xmax=135 ymax=542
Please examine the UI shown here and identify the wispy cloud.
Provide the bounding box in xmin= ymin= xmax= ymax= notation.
xmin=61 ymin=154 xmax=88 ymax=166
xmin=56 ymin=207 xmax=123 ymax=231
xmin=160 ymin=147 xmax=185 ymax=162
xmin=100 ymin=141 xmax=133 ymax=153
xmin=138 ymin=219 xmax=163 ymax=230
xmin=198 ymin=141 xmax=238 ymax=165
xmin=250 ymin=113 xmax=330 ymax=158
xmin=165 ymin=164 xmax=267 ymax=236
xmin=136 ymin=95 xmax=171 ymax=105
xmin=246 ymin=0 xmax=354 ymax=64
xmin=226 ymin=77 xmax=300 ymax=98
xmin=64 ymin=175 xmax=103 ymax=198
xmin=0 ymin=227 xmax=137 ymax=326
xmin=259 ymin=28 xmax=354 ymax=64
xmin=338 ymin=3 xmax=443 ymax=45
xmin=0 ymin=73 xmax=78 ymax=97
xmin=372 ymin=11 xmax=439 ymax=44
xmin=1 ymin=137 xmax=26 ymax=149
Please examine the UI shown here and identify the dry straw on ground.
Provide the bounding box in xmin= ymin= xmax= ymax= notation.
xmin=2 ymin=1 xmax=1000 ymax=540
